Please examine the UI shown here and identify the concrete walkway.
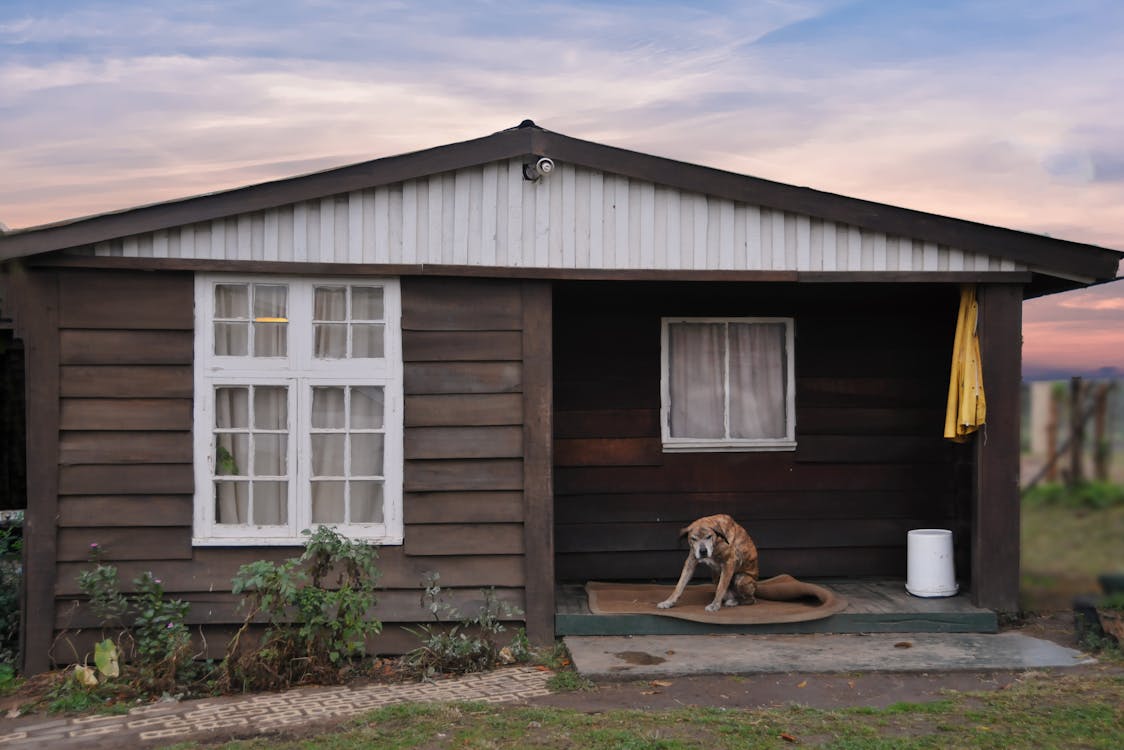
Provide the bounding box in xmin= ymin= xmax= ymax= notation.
xmin=565 ymin=632 xmax=1096 ymax=678
xmin=0 ymin=666 xmax=554 ymax=749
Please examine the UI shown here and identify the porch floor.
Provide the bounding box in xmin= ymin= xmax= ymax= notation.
xmin=556 ymin=579 xmax=997 ymax=636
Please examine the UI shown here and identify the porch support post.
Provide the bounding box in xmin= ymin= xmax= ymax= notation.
xmin=521 ymin=281 xmax=555 ymax=644
xmin=971 ymin=283 xmax=1022 ymax=612
xmin=8 ymin=264 xmax=60 ymax=674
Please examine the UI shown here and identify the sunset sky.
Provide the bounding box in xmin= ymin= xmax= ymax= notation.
xmin=2 ymin=1 xmax=1122 ymax=376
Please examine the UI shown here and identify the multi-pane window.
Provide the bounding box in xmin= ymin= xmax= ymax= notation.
xmin=661 ymin=318 xmax=796 ymax=451
xmin=194 ymin=275 xmax=402 ymax=545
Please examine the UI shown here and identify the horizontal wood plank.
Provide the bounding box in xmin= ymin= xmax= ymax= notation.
xmin=556 ymin=547 xmax=908 ymax=581
xmin=57 ymin=495 xmax=192 ymax=527
xmin=402 ymin=278 xmax=523 ymax=331
xmin=58 ymin=270 xmax=193 ymax=330
xmin=55 ymin=548 xmax=525 ymax=595
xmin=405 ymin=393 xmax=523 ymax=427
xmin=554 ymin=490 xmax=956 ymax=524
xmin=405 ymin=426 xmax=523 ymax=460
xmin=404 ymin=492 xmax=524 ymax=524
xmin=555 ymin=518 xmax=947 ymax=554
xmin=795 ymin=436 xmax=956 ymax=464
xmin=60 ymin=329 xmax=193 ymax=365
xmin=554 ymin=409 xmax=660 ymax=439
xmin=60 ymin=399 xmax=192 ymax=431
xmin=404 ymin=523 xmax=525 ymax=557
xmin=405 ymin=459 xmax=523 ymax=492
xmin=57 ymin=526 xmax=191 ymax=562
xmin=56 ymin=587 xmax=526 ymax=629
xmin=404 ymin=362 xmax=521 ymax=395
xmin=60 ymin=366 xmax=193 ymax=398
xmin=798 ymin=407 xmax=946 ymax=435
xmin=403 ymin=331 xmax=522 ymax=362
xmin=58 ymin=464 xmax=194 ymax=495
xmin=554 ymin=437 xmax=662 ymax=467
xmin=59 ymin=431 xmax=192 ymax=465
xmin=555 ymin=462 xmax=953 ymax=495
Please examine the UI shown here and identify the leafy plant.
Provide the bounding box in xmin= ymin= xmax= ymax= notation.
xmin=402 ymin=572 xmax=526 ymax=678
xmin=223 ymin=526 xmax=383 ymax=691
xmin=0 ymin=523 xmax=21 ymax=674
xmin=72 ymin=548 xmax=196 ymax=693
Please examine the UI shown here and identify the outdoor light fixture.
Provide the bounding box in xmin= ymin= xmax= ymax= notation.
xmin=523 ymin=157 xmax=555 ymax=181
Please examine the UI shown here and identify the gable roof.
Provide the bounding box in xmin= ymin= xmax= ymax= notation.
xmin=2 ymin=121 xmax=1120 ymax=288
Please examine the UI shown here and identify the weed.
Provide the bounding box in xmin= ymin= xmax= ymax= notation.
xmin=222 ymin=526 xmax=382 ymax=691
xmin=402 ymin=572 xmax=526 ymax=678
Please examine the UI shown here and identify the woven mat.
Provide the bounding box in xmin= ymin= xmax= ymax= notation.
xmin=585 ymin=574 xmax=847 ymax=625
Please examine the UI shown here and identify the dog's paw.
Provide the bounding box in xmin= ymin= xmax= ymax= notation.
xmin=656 ymin=600 xmax=675 ymax=609
xmin=704 ymin=601 xmax=722 ymax=613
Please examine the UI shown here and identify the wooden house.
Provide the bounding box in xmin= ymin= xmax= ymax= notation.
xmin=2 ymin=121 xmax=1120 ymax=673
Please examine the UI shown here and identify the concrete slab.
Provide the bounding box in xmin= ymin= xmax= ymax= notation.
xmin=565 ymin=632 xmax=1095 ymax=678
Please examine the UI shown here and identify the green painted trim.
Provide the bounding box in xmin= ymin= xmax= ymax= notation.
xmin=555 ymin=611 xmax=998 ymax=637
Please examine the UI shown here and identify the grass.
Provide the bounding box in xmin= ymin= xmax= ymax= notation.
xmin=1021 ymin=502 xmax=1124 ymax=610
xmin=162 ymin=669 xmax=1124 ymax=749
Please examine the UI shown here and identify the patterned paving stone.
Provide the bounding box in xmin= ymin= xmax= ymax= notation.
xmin=0 ymin=666 xmax=554 ymax=748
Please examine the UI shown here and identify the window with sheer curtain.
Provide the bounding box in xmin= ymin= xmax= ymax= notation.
xmin=661 ymin=317 xmax=795 ymax=451
xmin=194 ymin=275 xmax=402 ymax=544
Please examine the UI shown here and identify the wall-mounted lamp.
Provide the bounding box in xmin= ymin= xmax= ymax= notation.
xmin=523 ymin=157 xmax=555 ymax=182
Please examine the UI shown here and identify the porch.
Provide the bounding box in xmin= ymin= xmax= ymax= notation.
xmin=555 ymin=579 xmax=998 ymax=636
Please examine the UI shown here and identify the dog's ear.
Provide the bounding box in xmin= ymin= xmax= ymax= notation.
xmin=678 ymin=525 xmax=691 ymax=539
xmin=711 ymin=527 xmax=730 ymax=545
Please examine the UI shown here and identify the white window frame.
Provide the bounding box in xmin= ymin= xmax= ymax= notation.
xmin=193 ymin=274 xmax=403 ymax=545
xmin=660 ymin=316 xmax=796 ymax=453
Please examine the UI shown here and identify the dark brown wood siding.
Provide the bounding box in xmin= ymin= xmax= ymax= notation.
xmin=553 ymin=281 xmax=974 ymax=583
xmin=45 ymin=271 xmax=537 ymax=662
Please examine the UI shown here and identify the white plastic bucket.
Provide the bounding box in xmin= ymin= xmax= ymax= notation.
xmin=905 ymin=529 xmax=958 ymax=597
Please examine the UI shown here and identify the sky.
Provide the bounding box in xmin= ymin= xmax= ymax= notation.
xmin=1 ymin=0 xmax=1122 ymax=377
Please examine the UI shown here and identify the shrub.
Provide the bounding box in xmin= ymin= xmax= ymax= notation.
xmin=223 ymin=526 xmax=382 ymax=691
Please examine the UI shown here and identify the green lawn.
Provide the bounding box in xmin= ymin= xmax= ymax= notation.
xmin=1021 ymin=503 xmax=1124 ymax=611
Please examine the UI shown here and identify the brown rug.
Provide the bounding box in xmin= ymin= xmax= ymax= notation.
xmin=585 ymin=575 xmax=848 ymax=625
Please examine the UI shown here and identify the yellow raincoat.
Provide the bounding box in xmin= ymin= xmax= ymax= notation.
xmin=944 ymin=286 xmax=986 ymax=441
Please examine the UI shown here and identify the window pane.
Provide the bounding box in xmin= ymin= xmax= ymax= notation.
xmin=352 ymin=286 xmax=383 ymax=320
xmin=350 ymin=387 xmax=384 ymax=429
xmin=668 ymin=323 xmax=726 ymax=438
xmin=215 ymin=481 xmax=248 ymax=524
xmin=350 ymin=433 xmax=384 ymax=476
xmin=314 ymin=324 xmax=347 ymax=358
xmin=311 ymin=481 xmax=345 ymax=523
xmin=215 ymin=387 xmax=249 ymax=429
xmin=215 ymin=434 xmax=248 ymax=476
xmin=253 ymin=284 xmax=287 ymax=319
xmin=214 ymin=284 xmax=248 ymax=318
xmin=254 ymin=434 xmax=287 ymax=476
xmin=253 ymin=322 xmax=287 ymax=357
xmin=312 ymin=387 xmax=346 ymax=429
xmin=254 ymin=387 xmax=288 ymax=430
xmin=350 ymin=481 xmax=384 ymax=523
xmin=312 ymin=434 xmax=345 ymax=476
xmin=314 ymin=287 xmax=347 ymax=321
xmin=352 ymin=324 xmax=384 ymax=358
xmin=729 ymin=323 xmax=788 ymax=439
xmin=252 ymin=481 xmax=287 ymax=524
xmin=215 ymin=322 xmax=249 ymax=356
